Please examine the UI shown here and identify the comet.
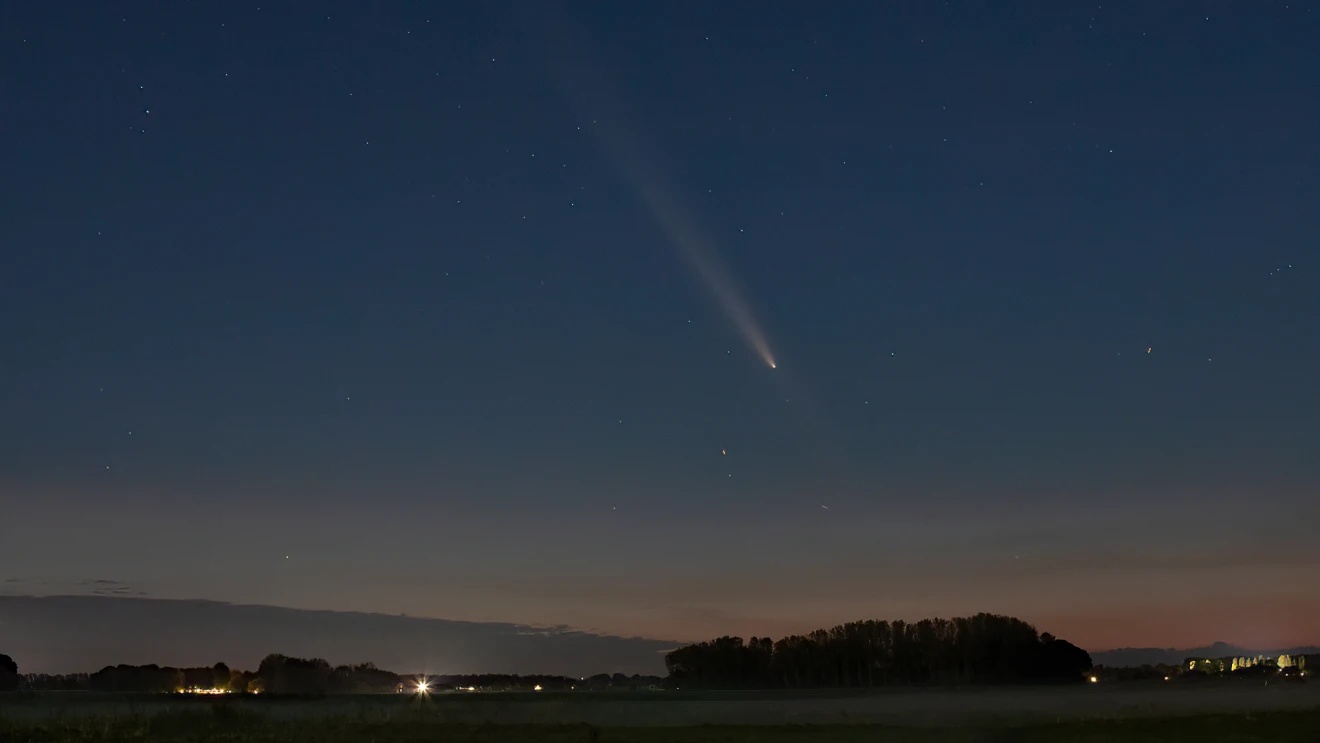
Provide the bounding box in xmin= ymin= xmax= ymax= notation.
xmin=545 ymin=32 xmax=778 ymax=371
xmin=597 ymin=133 xmax=778 ymax=369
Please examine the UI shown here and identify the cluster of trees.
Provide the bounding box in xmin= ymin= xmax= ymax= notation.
xmin=665 ymin=614 xmax=1093 ymax=688
xmin=0 ymin=654 xmax=19 ymax=692
xmin=19 ymin=673 xmax=90 ymax=691
xmin=64 ymin=657 xmax=401 ymax=694
xmin=254 ymin=656 xmax=401 ymax=694
xmin=89 ymin=663 xmax=232 ymax=692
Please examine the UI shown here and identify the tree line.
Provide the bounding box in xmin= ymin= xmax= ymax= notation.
xmin=81 ymin=657 xmax=406 ymax=694
xmin=665 ymin=613 xmax=1093 ymax=688
xmin=6 ymin=652 xmax=662 ymax=695
xmin=86 ymin=662 xmax=232 ymax=693
xmin=10 ymin=658 xmax=400 ymax=694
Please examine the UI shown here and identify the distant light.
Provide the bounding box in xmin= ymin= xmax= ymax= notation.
xmin=533 ymin=684 xmax=543 ymax=691
xmin=416 ymin=680 xmax=430 ymax=694
xmin=1089 ymin=676 xmax=1098 ymax=683
xmin=1164 ymin=676 xmax=1170 ymax=681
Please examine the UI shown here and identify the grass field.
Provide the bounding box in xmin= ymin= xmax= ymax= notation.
xmin=3 ymin=710 xmax=1320 ymax=743
xmin=3 ymin=685 xmax=1320 ymax=741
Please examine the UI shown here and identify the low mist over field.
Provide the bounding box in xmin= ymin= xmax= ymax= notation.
xmin=0 ymin=596 xmax=673 ymax=676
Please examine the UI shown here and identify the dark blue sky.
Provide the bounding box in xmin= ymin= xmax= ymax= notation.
xmin=2 ymin=2 xmax=1317 ymax=655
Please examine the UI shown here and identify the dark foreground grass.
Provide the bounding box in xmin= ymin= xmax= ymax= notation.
xmin=3 ymin=710 xmax=1320 ymax=743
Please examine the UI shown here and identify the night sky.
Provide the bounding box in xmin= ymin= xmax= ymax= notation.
xmin=3 ymin=2 xmax=1319 ymax=665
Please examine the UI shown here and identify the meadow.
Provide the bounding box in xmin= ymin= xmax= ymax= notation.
xmin=3 ymin=684 xmax=1320 ymax=742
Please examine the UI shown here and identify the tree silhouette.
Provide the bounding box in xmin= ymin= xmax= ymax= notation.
xmin=0 ymin=653 xmax=18 ymax=691
xmin=667 ymin=613 xmax=1092 ymax=689
xmin=256 ymin=654 xmax=332 ymax=695
xmin=328 ymin=662 xmax=401 ymax=693
xmin=212 ymin=662 xmax=231 ymax=690
xmin=88 ymin=664 xmax=184 ymax=692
